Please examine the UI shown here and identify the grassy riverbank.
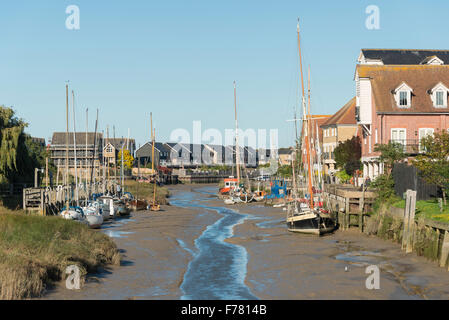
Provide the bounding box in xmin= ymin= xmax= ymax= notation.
xmin=0 ymin=209 xmax=120 ymax=299
xmin=392 ymin=198 xmax=449 ymax=223
xmin=365 ymin=204 xmax=445 ymax=263
xmin=123 ymin=180 xmax=170 ymax=205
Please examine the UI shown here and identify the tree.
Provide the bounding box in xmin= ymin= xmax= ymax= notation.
xmin=117 ymin=149 xmax=134 ymax=170
xmin=276 ymin=165 xmax=292 ymax=177
xmin=373 ymin=141 xmax=406 ymax=178
xmin=413 ymin=130 xmax=449 ymax=205
xmin=334 ymin=136 xmax=362 ymax=176
xmin=370 ymin=141 xmax=406 ymax=203
xmin=0 ymin=106 xmax=47 ymax=184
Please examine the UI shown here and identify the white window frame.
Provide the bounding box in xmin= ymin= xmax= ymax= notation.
xmin=418 ymin=128 xmax=434 ymax=153
xmin=394 ymin=82 xmax=413 ymax=108
xmin=391 ymin=128 xmax=407 ymax=151
xmin=430 ymin=82 xmax=448 ymax=108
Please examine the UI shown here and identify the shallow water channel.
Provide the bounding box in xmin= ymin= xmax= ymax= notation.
xmin=170 ymin=187 xmax=257 ymax=299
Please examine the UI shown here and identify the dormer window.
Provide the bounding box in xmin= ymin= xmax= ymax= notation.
xmin=394 ymin=82 xmax=413 ymax=108
xmin=430 ymin=82 xmax=448 ymax=108
xmin=399 ymin=91 xmax=408 ymax=106
xmin=436 ymin=91 xmax=444 ymax=106
xmin=420 ymin=55 xmax=444 ymax=65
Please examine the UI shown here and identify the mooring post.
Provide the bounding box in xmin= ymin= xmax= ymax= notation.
xmin=345 ymin=198 xmax=350 ymax=229
xmin=440 ymin=231 xmax=449 ymax=268
xmin=406 ymin=190 xmax=417 ymax=254
xmin=402 ymin=190 xmax=411 ymax=251
xmin=23 ymin=189 xmax=26 ymax=210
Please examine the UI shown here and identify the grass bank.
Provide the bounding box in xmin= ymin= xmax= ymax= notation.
xmin=392 ymin=198 xmax=449 ymax=223
xmin=123 ymin=180 xmax=170 ymax=205
xmin=0 ymin=208 xmax=120 ymax=299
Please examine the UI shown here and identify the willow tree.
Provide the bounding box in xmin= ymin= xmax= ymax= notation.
xmin=0 ymin=106 xmax=40 ymax=183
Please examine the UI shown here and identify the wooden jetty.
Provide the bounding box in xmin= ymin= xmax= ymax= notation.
xmin=23 ymin=183 xmax=107 ymax=215
xmin=323 ymin=184 xmax=376 ymax=232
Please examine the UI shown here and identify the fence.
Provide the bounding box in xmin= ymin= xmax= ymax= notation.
xmin=393 ymin=163 xmax=439 ymax=201
xmin=0 ymin=183 xmax=31 ymax=197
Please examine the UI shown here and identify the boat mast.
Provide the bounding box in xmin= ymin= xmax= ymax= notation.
xmin=72 ymin=90 xmax=79 ymax=206
xmin=65 ymin=83 xmax=70 ymax=210
xmin=121 ymin=137 xmax=124 ymax=191
xmin=90 ymin=109 xmax=98 ymax=198
xmin=153 ymin=128 xmax=157 ymax=205
xmin=234 ymin=81 xmax=240 ymax=185
xmin=107 ymin=126 xmax=110 ymax=183
xmin=297 ymin=18 xmax=314 ymax=209
xmin=85 ymin=108 xmax=88 ymax=194
xmin=307 ymin=66 xmax=314 ymax=208
xmin=113 ymin=125 xmax=116 ymax=183
xmin=151 ymin=112 xmax=154 ymax=175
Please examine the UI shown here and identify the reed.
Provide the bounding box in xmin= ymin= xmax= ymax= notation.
xmin=0 ymin=209 xmax=120 ymax=299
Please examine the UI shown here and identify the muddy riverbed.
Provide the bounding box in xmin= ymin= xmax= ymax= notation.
xmin=42 ymin=184 xmax=449 ymax=300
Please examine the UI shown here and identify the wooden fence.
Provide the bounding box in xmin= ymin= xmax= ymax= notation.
xmin=0 ymin=183 xmax=31 ymax=197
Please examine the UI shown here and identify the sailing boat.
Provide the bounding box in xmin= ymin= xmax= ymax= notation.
xmin=222 ymin=81 xmax=254 ymax=205
xmin=286 ymin=19 xmax=335 ymax=235
xmin=59 ymin=84 xmax=86 ymax=223
xmin=150 ymin=114 xmax=160 ymax=211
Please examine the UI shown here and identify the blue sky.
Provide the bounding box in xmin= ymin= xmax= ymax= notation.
xmin=1 ymin=0 xmax=449 ymax=148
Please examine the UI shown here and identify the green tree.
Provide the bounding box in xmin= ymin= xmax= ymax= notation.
xmin=335 ymin=169 xmax=351 ymax=183
xmin=370 ymin=141 xmax=406 ymax=203
xmin=276 ymin=165 xmax=292 ymax=177
xmin=0 ymin=106 xmax=46 ymax=184
xmin=373 ymin=141 xmax=405 ymax=178
xmin=118 ymin=149 xmax=135 ymax=170
xmin=413 ymin=130 xmax=449 ymax=205
xmin=334 ymin=136 xmax=362 ymax=176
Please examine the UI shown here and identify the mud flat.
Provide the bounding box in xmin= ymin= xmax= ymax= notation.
xmin=41 ymin=184 xmax=220 ymax=300
xmin=226 ymin=203 xmax=449 ymax=300
xmin=41 ymin=184 xmax=449 ymax=300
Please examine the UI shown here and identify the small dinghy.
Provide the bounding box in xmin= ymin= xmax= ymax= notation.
xmin=60 ymin=206 xmax=84 ymax=221
xmin=83 ymin=202 xmax=104 ymax=229
xmin=85 ymin=214 xmax=103 ymax=229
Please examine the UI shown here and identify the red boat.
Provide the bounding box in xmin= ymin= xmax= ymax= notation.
xmin=219 ymin=178 xmax=238 ymax=195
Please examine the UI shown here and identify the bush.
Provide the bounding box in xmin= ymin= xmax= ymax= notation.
xmin=370 ymin=174 xmax=395 ymax=203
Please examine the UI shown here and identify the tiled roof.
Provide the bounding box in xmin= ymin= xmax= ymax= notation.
xmin=361 ymin=49 xmax=449 ymax=65
xmin=321 ymin=97 xmax=357 ymax=126
xmin=357 ymin=65 xmax=449 ymax=113
xmin=51 ymin=132 xmax=102 ymax=146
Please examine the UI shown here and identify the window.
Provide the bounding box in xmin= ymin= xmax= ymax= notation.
xmin=394 ymin=82 xmax=412 ymax=108
xmin=399 ymin=91 xmax=408 ymax=106
xmin=419 ymin=128 xmax=434 ymax=153
xmin=430 ymin=83 xmax=448 ymax=108
xmin=391 ymin=128 xmax=406 ymax=151
xmin=436 ymin=91 xmax=444 ymax=106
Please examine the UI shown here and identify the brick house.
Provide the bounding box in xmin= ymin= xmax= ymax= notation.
xmin=355 ymin=49 xmax=449 ymax=179
xmin=320 ymin=97 xmax=359 ymax=175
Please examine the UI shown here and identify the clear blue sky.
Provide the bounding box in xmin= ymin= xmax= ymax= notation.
xmin=1 ymin=0 xmax=449 ymax=148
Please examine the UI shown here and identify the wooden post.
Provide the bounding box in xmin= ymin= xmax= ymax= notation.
xmin=23 ymin=189 xmax=26 ymax=210
xmin=402 ymin=189 xmax=411 ymax=250
xmin=406 ymin=190 xmax=417 ymax=254
xmin=345 ymin=198 xmax=350 ymax=229
xmin=440 ymin=231 xmax=449 ymax=268
xmin=45 ymin=157 xmax=49 ymax=187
